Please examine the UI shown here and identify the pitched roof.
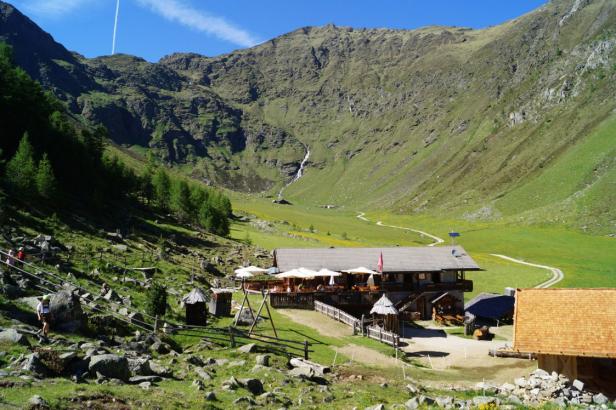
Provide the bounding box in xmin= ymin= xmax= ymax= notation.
xmin=182 ymin=288 xmax=208 ymax=304
xmin=274 ymin=246 xmax=479 ymax=273
xmin=513 ymin=288 xmax=616 ymax=358
xmin=370 ymin=294 xmax=398 ymax=315
xmin=465 ymin=293 xmax=515 ymax=320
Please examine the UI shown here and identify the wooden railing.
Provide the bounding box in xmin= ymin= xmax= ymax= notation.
xmin=366 ymin=325 xmax=400 ymax=347
xmin=270 ymin=292 xmax=315 ymax=309
xmin=314 ymin=300 xmax=360 ymax=330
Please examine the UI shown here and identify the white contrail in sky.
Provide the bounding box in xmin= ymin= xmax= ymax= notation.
xmin=112 ymin=0 xmax=120 ymax=55
xmin=136 ymin=0 xmax=259 ymax=48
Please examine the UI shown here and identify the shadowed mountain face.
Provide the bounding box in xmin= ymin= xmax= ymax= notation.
xmin=2 ymin=0 xmax=616 ymax=232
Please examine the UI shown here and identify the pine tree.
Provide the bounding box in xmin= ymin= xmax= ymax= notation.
xmin=36 ymin=153 xmax=58 ymax=199
xmin=171 ymin=180 xmax=192 ymax=221
xmin=5 ymin=133 xmax=36 ymax=196
xmin=199 ymin=200 xmax=230 ymax=236
xmin=151 ymin=168 xmax=171 ymax=210
xmin=145 ymin=282 xmax=167 ymax=317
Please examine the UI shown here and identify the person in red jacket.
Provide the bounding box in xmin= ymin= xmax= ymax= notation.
xmin=16 ymin=247 xmax=26 ymax=267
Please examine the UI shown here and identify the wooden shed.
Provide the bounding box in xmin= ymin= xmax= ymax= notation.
xmin=182 ymin=288 xmax=208 ymax=326
xmin=208 ymin=288 xmax=233 ymax=317
xmin=513 ymin=288 xmax=616 ymax=396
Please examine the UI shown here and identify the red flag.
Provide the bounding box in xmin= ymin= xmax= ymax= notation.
xmin=377 ymin=252 xmax=383 ymax=273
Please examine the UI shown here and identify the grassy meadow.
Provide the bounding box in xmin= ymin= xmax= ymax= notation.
xmin=229 ymin=194 xmax=616 ymax=297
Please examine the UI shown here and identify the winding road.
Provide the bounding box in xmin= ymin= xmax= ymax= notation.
xmin=356 ymin=212 xmax=564 ymax=288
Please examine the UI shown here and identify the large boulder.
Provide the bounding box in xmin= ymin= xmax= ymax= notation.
xmin=50 ymin=289 xmax=85 ymax=332
xmin=0 ymin=328 xmax=30 ymax=346
xmin=88 ymin=354 xmax=130 ymax=381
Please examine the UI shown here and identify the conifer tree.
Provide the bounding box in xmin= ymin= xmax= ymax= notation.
xmin=5 ymin=133 xmax=36 ymax=196
xmin=171 ymin=179 xmax=192 ymax=221
xmin=152 ymin=168 xmax=171 ymax=210
xmin=36 ymin=153 xmax=58 ymax=199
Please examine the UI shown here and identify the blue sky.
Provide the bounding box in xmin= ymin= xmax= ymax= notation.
xmin=10 ymin=0 xmax=547 ymax=62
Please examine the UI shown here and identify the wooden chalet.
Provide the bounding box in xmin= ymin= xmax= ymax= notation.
xmin=268 ymin=246 xmax=479 ymax=320
xmin=513 ymin=288 xmax=616 ymax=396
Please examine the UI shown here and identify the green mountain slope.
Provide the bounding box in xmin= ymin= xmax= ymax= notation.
xmin=2 ymin=0 xmax=616 ymax=233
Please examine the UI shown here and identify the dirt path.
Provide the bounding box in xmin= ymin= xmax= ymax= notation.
xmin=356 ymin=212 xmax=444 ymax=246
xmin=490 ymin=254 xmax=564 ymax=288
xmin=400 ymin=326 xmax=535 ymax=382
xmin=356 ymin=212 xmax=565 ymax=288
xmin=334 ymin=344 xmax=399 ymax=367
xmin=278 ymin=309 xmax=401 ymax=367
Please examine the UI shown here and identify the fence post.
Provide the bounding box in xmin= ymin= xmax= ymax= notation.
xmin=154 ymin=315 xmax=159 ymax=333
xmin=229 ymin=326 xmax=236 ymax=348
xmin=361 ymin=315 xmax=365 ymax=336
xmin=304 ymin=340 xmax=309 ymax=360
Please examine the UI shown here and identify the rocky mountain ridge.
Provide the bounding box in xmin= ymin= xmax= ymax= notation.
xmin=1 ymin=0 xmax=616 ymax=231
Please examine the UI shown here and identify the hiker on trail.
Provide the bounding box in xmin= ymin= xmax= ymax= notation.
xmin=5 ymin=249 xmax=15 ymax=272
xmin=36 ymin=295 xmax=52 ymax=337
xmin=16 ymin=247 xmax=26 ymax=267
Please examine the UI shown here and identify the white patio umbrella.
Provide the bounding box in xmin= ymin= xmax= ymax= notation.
xmin=315 ymin=268 xmax=341 ymax=277
xmin=234 ymin=266 xmax=268 ymax=279
xmin=276 ymin=269 xmax=305 ymax=279
xmin=342 ymin=267 xmax=380 ymax=275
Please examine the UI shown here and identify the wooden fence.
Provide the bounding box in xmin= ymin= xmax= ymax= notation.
xmin=366 ymin=325 xmax=400 ymax=347
xmin=270 ymin=292 xmax=315 ymax=309
xmin=314 ymin=300 xmax=361 ymax=333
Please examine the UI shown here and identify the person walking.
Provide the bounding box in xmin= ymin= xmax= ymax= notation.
xmin=16 ymin=247 xmax=26 ymax=267
xmin=5 ymin=249 xmax=15 ymax=272
xmin=36 ymin=295 xmax=52 ymax=337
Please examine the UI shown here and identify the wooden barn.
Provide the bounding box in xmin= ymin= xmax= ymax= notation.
xmin=513 ymin=288 xmax=616 ymax=396
xmin=268 ymin=246 xmax=480 ymax=319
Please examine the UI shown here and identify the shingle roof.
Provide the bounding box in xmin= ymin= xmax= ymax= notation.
xmin=513 ymin=288 xmax=616 ymax=358
xmin=370 ymin=294 xmax=398 ymax=315
xmin=182 ymin=288 xmax=208 ymax=304
xmin=465 ymin=293 xmax=515 ymax=320
xmin=273 ymin=246 xmax=479 ymax=273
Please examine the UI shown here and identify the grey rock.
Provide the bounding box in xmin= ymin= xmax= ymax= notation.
xmin=288 ymin=366 xmax=316 ymax=379
xmin=22 ymin=353 xmax=50 ymax=376
xmin=365 ymin=405 xmax=385 ymax=410
xmin=149 ymin=361 xmax=172 ymax=377
xmin=514 ymin=377 xmax=526 ymax=388
xmin=233 ymin=396 xmax=257 ymax=405
xmin=593 ymin=393 xmax=608 ymax=405
xmin=552 ymin=397 xmax=568 ymax=407
xmin=572 ymin=379 xmax=584 ymax=391
xmin=222 ymin=375 xmax=241 ymax=390
xmin=241 ymin=378 xmax=264 ymax=395
xmin=0 ymin=329 xmax=30 ymax=346
xmin=228 ymin=360 xmax=246 ymax=367
xmin=88 ymin=354 xmax=129 ymax=381
xmin=194 ymin=367 xmax=212 ymax=380
xmin=499 ymin=383 xmax=516 ymax=393
xmin=139 ymin=381 xmax=152 ymax=390
xmin=406 ymin=383 xmax=420 ymax=394
xmin=50 ymin=289 xmax=85 ymax=332
xmin=238 ymin=343 xmax=257 ymax=353
xmin=58 ymin=351 xmax=77 ymax=361
xmin=435 ymin=396 xmax=453 ymax=408
xmin=192 ymin=379 xmax=204 ymax=390
xmin=405 ymin=397 xmax=420 ymax=410
xmin=186 ymin=355 xmax=204 ymax=366
xmin=507 ymin=395 xmax=522 ymax=405
xmin=205 ymin=391 xmax=217 ymax=401
xmin=472 ymin=396 xmax=498 ymax=406
xmin=255 ymin=354 xmax=270 ymax=366
xmin=129 ymin=375 xmax=162 ymax=383
xmin=27 ymin=395 xmax=49 ymax=410
xmin=127 ymin=358 xmax=151 ymax=376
